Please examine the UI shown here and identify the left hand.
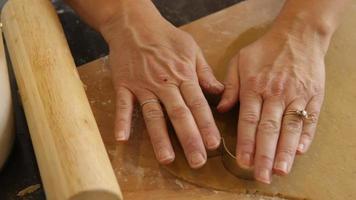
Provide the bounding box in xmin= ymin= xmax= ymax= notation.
xmin=217 ymin=25 xmax=330 ymax=184
xmin=100 ymin=0 xmax=224 ymax=169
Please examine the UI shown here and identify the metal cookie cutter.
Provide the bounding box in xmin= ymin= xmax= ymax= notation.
xmin=204 ymin=96 xmax=254 ymax=180
xmin=221 ymin=137 xmax=254 ymax=180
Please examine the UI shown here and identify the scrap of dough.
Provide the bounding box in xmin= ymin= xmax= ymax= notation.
xmin=17 ymin=184 xmax=41 ymax=197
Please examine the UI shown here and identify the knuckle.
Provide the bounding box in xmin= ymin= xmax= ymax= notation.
xmin=144 ymin=108 xmax=164 ymax=121
xmin=271 ymin=79 xmax=285 ymax=96
xmin=116 ymin=117 xmax=128 ymax=125
xmin=115 ymin=83 xmax=127 ymax=90
xmin=152 ymin=139 xmax=167 ymax=149
xmin=198 ymin=121 xmax=215 ymax=136
xmin=239 ymin=138 xmax=255 ymax=147
xmin=197 ymin=64 xmax=212 ymax=74
xmin=169 ymin=105 xmax=190 ymax=120
xmin=260 ymin=119 xmax=280 ymax=130
xmin=175 ymin=62 xmax=194 ymax=78
xmin=257 ymin=154 xmax=274 ymax=166
xmin=278 ymin=147 xmax=296 ymax=157
xmin=302 ymin=131 xmax=314 ymax=139
xmin=224 ymin=81 xmax=236 ymax=91
xmin=284 ymin=118 xmax=302 ymax=132
xmin=244 ymin=76 xmax=266 ymax=94
xmin=117 ymin=99 xmax=131 ymax=110
xmin=246 ymin=76 xmax=259 ymax=87
xmin=240 ymin=112 xmax=260 ymax=125
xmin=238 ymin=139 xmax=255 ymax=153
xmin=188 ymin=97 xmax=207 ymax=110
xmin=199 ymin=79 xmax=211 ymax=89
xmin=259 ymin=119 xmax=280 ymax=135
xmin=183 ymin=136 xmax=201 ymax=151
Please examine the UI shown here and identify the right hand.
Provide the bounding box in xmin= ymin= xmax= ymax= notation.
xmin=100 ymin=0 xmax=224 ymax=168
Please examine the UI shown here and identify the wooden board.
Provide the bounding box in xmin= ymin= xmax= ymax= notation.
xmin=78 ymin=0 xmax=356 ymax=199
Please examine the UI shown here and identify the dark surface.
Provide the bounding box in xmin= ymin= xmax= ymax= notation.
xmin=0 ymin=0 xmax=242 ymax=199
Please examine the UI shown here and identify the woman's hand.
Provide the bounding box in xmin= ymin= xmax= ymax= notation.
xmin=101 ymin=1 xmax=224 ymax=168
xmin=217 ymin=22 xmax=332 ymax=183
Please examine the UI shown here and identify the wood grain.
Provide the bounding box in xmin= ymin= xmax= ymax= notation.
xmin=1 ymin=0 xmax=122 ymax=199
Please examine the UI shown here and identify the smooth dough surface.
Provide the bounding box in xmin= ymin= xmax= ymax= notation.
xmin=163 ymin=2 xmax=356 ymax=200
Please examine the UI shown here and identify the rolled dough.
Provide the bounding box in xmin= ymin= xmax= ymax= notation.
xmin=0 ymin=26 xmax=14 ymax=170
xmin=163 ymin=1 xmax=356 ymax=200
xmin=78 ymin=0 xmax=356 ymax=199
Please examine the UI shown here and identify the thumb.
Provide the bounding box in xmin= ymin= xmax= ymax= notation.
xmin=196 ymin=50 xmax=224 ymax=95
xmin=217 ymin=55 xmax=240 ymax=113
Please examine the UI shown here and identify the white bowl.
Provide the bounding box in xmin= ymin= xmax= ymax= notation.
xmin=0 ymin=44 xmax=14 ymax=170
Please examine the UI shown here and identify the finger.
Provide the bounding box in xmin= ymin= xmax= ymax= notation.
xmin=297 ymin=95 xmax=323 ymax=154
xmin=273 ymin=99 xmax=306 ymax=175
xmin=196 ymin=50 xmax=224 ymax=94
xmin=254 ymin=98 xmax=284 ymax=184
xmin=114 ymin=87 xmax=135 ymax=141
xmin=180 ymin=81 xmax=221 ymax=150
xmin=217 ymin=56 xmax=239 ymax=113
xmin=235 ymin=91 xmax=262 ymax=168
xmin=158 ymin=87 xmax=207 ymax=169
xmin=137 ymin=92 xmax=175 ymax=164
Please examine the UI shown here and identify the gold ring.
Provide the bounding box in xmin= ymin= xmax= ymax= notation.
xmin=140 ymin=99 xmax=160 ymax=107
xmin=284 ymin=110 xmax=315 ymax=121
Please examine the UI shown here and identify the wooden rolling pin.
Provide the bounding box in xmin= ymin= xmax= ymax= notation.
xmin=1 ymin=0 xmax=123 ymax=199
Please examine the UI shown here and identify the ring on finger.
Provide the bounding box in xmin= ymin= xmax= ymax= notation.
xmin=284 ymin=109 xmax=316 ymax=122
xmin=141 ymin=99 xmax=160 ymax=108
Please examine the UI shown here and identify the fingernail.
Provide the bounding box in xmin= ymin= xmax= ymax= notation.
xmin=258 ymin=169 xmax=271 ymax=184
xmin=298 ymin=136 xmax=312 ymax=153
xmin=115 ymin=131 xmax=126 ymax=141
xmin=240 ymin=153 xmax=251 ymax=167
xmin=217 ymin=101 xmax=226 ymax=111
xmin=190 ymin=152 xmax=206 ymax=168
xmin=274 ymin=161 xmax=288 ymax=173
xmin=206 ymin=135 xmax=219 ymax=149
xmin=158 ymin=148 xmax=174 ymax=163
xmin=298 ymin=143 xmax=305 ymax=152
